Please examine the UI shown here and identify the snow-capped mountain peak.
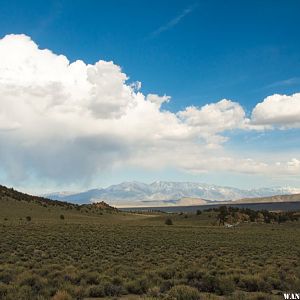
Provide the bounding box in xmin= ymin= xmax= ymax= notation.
xmin=44 ymin=181 xmax=300 ymax=207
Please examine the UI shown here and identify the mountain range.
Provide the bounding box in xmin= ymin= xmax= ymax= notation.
xmin=44 ymin=181 xmax=300 ymax=207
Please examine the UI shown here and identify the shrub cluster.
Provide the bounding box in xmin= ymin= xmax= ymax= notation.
xmin=213 ymin=206 xmax=299 ymax=225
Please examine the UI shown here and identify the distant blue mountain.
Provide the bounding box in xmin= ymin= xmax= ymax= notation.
xmin=43 ymin=181 xmax=300 ymax=207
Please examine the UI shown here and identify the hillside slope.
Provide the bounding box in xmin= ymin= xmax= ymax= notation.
xmin=234 ymin=193 xmax=300 ymax=204
xmin=0 ymin=185 xmax=117 ymax=222
xmin=1 ymin=184 xmax=77 ymax=208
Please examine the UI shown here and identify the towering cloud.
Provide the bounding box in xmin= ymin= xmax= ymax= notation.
xmin=0 ymin=34 xmax=299 ymax=187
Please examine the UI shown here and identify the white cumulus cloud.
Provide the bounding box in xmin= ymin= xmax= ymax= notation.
xmin=0 ymin=34 xmax=299 ymax=188
xmin=251 ymin=93 xmax=300 ymax=128
xmin=178 ymin=99 xmax=246 ymax=133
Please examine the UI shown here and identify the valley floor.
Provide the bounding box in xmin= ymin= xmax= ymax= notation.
xmin=0 ymin=199 xmax=300 ymax=299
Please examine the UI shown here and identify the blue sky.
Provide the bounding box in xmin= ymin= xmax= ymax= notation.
xmin=0 ymin=0 xmax=300 ymax=192
xmin=1 ymin=0 xmax=300 ymax=109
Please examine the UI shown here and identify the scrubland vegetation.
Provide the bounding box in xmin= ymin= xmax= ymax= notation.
xmin=214 ymin=206 xmax=300 ymax=225
xmin=1 ymin=185 xmax=300 ymax=300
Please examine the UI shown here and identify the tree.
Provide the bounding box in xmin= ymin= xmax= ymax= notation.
xmin=165 ymin=218 xmax=173 ymax=225
xmin=217 ymin=206 xmax=228 ymax=226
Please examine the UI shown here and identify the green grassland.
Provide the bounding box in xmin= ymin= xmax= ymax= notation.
xmin=1 ymin=188 xmax=300 ymax=300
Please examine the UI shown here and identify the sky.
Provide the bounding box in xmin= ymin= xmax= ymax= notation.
xmin=0 ymin=0 xmax=300 ymax=193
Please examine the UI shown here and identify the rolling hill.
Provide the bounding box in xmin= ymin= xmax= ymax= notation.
xmin=0 ymin=184 xmax=117 ymax=222
xmin=233 ymin=193 xmax=300 ymax=204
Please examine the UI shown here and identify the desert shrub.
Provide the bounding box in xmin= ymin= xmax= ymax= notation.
xmin=112 ymin=276 xmax=123 ymax=286
xmin=60 ymin=214 xmax=64 ymax=220
xmin=62 ymin=266 xmax=80 ymax=284
xmin=72 ymin=286 xmax=86 ymax=299
xmin=0 ymin=283 xmax=8 ymax=300
xmin=126 ymin=278 xmax=150 ymax=295
xmin=126 ymin=280 xmax=141 ymax=294
xmin=196 ymin=210 xmax=202 ymax=215
xmin=14 ymin=285 xmax=34 ymax=300
xmin=104 ymin=282 xmax=124 ymax=296
xmin=198 ymin=274 xmax=218 ymax=293
xmin=238 ymin=274 xmax=271 ymax=292
xmin=160 ymin=279 xmax=174 ymax=293
xmin=228 ymin=291 xmax=247 ymax=300
xmin=26 ymin=216 xmax=31 ymax=222
xmin=87 ymin=285 xmax=105 ymax=297
xmin=267 ymin=276 xmax=281 ymax=289
xmin=147 ymin=286 xmax=161 ymax=297
xmin=234 ymin=292 xmax=275 ymax=300
xmin=51 ymin=290 xmax=72 ymax=300
xmin=137 ymin=277 xmax=151 ymax=294
xmin=186 ymin=269 xmax=204 ymax=281
xmin=216 ymin=276 xmax=235 ymax=295
xmin=84 ymin=271 xmax=100 ymax=285
xmin=291 ymin=278 xmax=300 ymax=290
xmin=158 ymin=268 xmax=176 ymax=280
xmin=0 ymin=270 xmax=13 ymax=284
xmin=18 ymin=273 xmax=44 ymax=294
xmin=168 ymin=284 xmax=200 ymax=300
xmin=165 ymin=218 xmax=173 ymax=225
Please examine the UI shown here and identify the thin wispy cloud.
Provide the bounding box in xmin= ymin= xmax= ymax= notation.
xmin=148 ymin=3 xmax=198 ymax=38
xmin=264 ymin=77 xmax=300 ymax=89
